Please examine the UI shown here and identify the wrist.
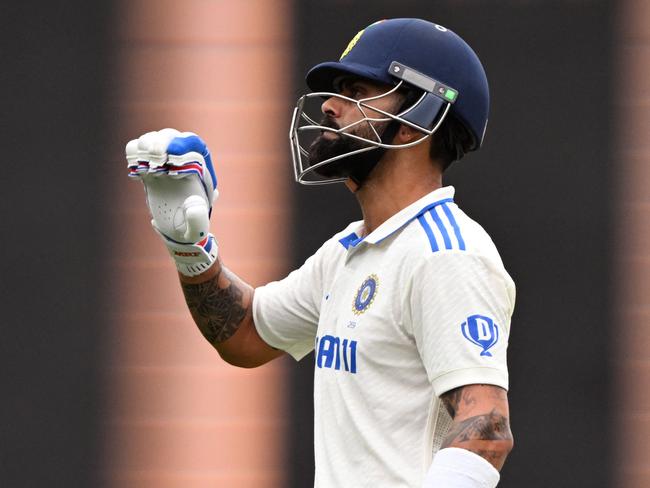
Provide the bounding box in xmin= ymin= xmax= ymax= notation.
xmin=423 ymin=448 xmax=500 ymax=488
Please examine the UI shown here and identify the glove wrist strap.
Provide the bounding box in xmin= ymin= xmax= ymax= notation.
xmin=157 ymin=231 xmax=219 ymax=277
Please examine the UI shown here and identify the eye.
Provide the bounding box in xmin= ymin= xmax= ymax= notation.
xmin=348 ymin=84 xmax=365 ymax=99
xmin=337 ymin=79 xmax=365 ymax=99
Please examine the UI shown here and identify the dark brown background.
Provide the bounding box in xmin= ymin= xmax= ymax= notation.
xmin=0 ymin=1 xmax=616 ymax=487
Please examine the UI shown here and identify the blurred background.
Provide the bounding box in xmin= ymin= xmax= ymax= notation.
xmin=1 ymin=0 xmax=648 ymax=487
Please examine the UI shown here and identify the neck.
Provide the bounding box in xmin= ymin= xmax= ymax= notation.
xmin=349 ymin=149 xmax=443 ymax=235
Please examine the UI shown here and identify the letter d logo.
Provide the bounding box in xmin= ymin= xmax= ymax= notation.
xmin=461 ymin=314 xmax=499 ymax=357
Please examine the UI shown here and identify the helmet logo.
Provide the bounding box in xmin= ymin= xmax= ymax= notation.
xmin=434 ymin=24 xmax=448 ymax=32
xmin=340 ymin=20 xmax=386 ymax=60
xmin=340 ymin=28 xmax=365 ymax=60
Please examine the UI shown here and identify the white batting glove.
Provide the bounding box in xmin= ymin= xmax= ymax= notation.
xmin=125 ymin=128 xmax=220 ymax=277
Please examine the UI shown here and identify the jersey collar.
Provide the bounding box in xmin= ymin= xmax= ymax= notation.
xmin=338 ymin=186 xmax=456 ymax=249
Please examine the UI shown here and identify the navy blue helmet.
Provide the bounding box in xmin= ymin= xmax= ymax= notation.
xmin=290 ymin=18 xmax=490 ymax=185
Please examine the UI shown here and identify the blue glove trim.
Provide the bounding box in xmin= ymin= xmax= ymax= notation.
xmin=167 ymin=135 xmax=218 ymax=191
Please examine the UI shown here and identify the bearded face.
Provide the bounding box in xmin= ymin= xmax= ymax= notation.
xmin=307 ymin=114 xmax=392 ymax=179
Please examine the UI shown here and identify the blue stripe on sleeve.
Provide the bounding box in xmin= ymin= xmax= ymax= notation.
xmin=441 ymin=202 xmax=466 ymax=251
xmin=417 ymin=214 xmax=439 ymax=252
xmin=429 ymin=208 xmax=452 ymax=250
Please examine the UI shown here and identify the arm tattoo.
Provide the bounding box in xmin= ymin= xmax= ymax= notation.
xmin=441 ymin=409 xmax=512 ymax=448
xmin=440 ymin=385 xmax=513 ymax=468
xmin=465 ymin=447 xmax=505 ymax=467
xmin=441 ymin=385 xmax=479 ymax=418
xmin=181 ymin=268 xmax=248 ymax=344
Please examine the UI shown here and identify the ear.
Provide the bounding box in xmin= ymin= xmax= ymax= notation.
xmin=395 ymin=124 xmax=419 ymax=144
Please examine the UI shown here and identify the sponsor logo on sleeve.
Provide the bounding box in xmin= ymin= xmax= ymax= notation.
xmin=461 ymin=314 xmax=499 ymax=357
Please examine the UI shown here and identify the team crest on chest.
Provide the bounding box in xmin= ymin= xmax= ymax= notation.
xmin=352 ymin=274 xmax=379 ymax=315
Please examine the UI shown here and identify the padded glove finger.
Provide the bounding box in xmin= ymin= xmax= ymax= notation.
xmin=142 ymin=171 xmax=209 ymax=242
xmin=166 ymin=133 xmax=218 ymax=205
xmin=181 ymin=195 xmax=210 ymax=242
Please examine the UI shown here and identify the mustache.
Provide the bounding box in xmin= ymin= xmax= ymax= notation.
xmin=319 ymin=115 xmax=340 ymax=132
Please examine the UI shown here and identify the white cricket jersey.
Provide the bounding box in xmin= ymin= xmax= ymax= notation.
xmin=253 ymin=186 xmax=515 ymax=488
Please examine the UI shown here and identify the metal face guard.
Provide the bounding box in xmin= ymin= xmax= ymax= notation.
xmin=289 ymin=80 xmax=452 ymax=185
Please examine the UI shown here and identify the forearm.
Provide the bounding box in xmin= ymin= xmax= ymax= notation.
xmin=179 ymin=259 xmax=259 ymax=363
xmin=440 ymin=409 xmax=513 ymax=470
xmin=422 ymin=386 xmax=512 ymax=487
xmin=440 ymin=385 xmax=514 ymax=470
xmin=179 ymin=259 xmax=284 ymax=367
xmin=180 ymin=258 xmax=251 ymax=341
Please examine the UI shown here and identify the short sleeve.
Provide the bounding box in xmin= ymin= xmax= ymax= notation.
xmin=408 ymin=252 xmax=516 ymax=396
xmin=253 ymin=246 xmax=329 ymax=361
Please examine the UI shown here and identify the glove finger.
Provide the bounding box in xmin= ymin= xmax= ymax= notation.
xmin=148 ymin=167 xmax=169 ymax=176
xmin=148 ymin=128 xmax=181 ymax=169
xmin=125 ymin=138 xmax=143 ymax=179
xmin=167 ymin=161 xmax=205 ymax=180
xmin=143 ymin=173 xmax=208 ymax=240
xmin=131 ymin=131 xmax=158 ymax=177
xmin=130 ymin=128 xmax=180 ymax=178
xmin=167 ymin=134 xmax=218 ymax=202
xmin=125 ymin=138 xmax=139 ymax=166
xmin=182 ymin=195 xmax=210 ymax=242
xmin=140 ymin=128 xmax=180 ymax=173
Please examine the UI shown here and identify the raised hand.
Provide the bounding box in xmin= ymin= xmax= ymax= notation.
xmin=126 ymin=128 xmax=219 ymax=276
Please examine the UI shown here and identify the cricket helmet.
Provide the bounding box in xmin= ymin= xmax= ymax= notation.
xmin=289 ymin=18 xmax=490 ymax=185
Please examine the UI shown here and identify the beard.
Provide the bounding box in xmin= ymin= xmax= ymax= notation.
xmin=307 ymin=116 xmax=391 ymax=179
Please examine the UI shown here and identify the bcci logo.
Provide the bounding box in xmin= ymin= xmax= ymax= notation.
xmin=461 ymin=314 xmax=499 ymax=357
xmin=352 ymin=274 xmax=379 ymax=315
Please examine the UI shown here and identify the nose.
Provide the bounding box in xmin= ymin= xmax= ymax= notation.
xmin=321 ymin=96 xmax=340 ymax=118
